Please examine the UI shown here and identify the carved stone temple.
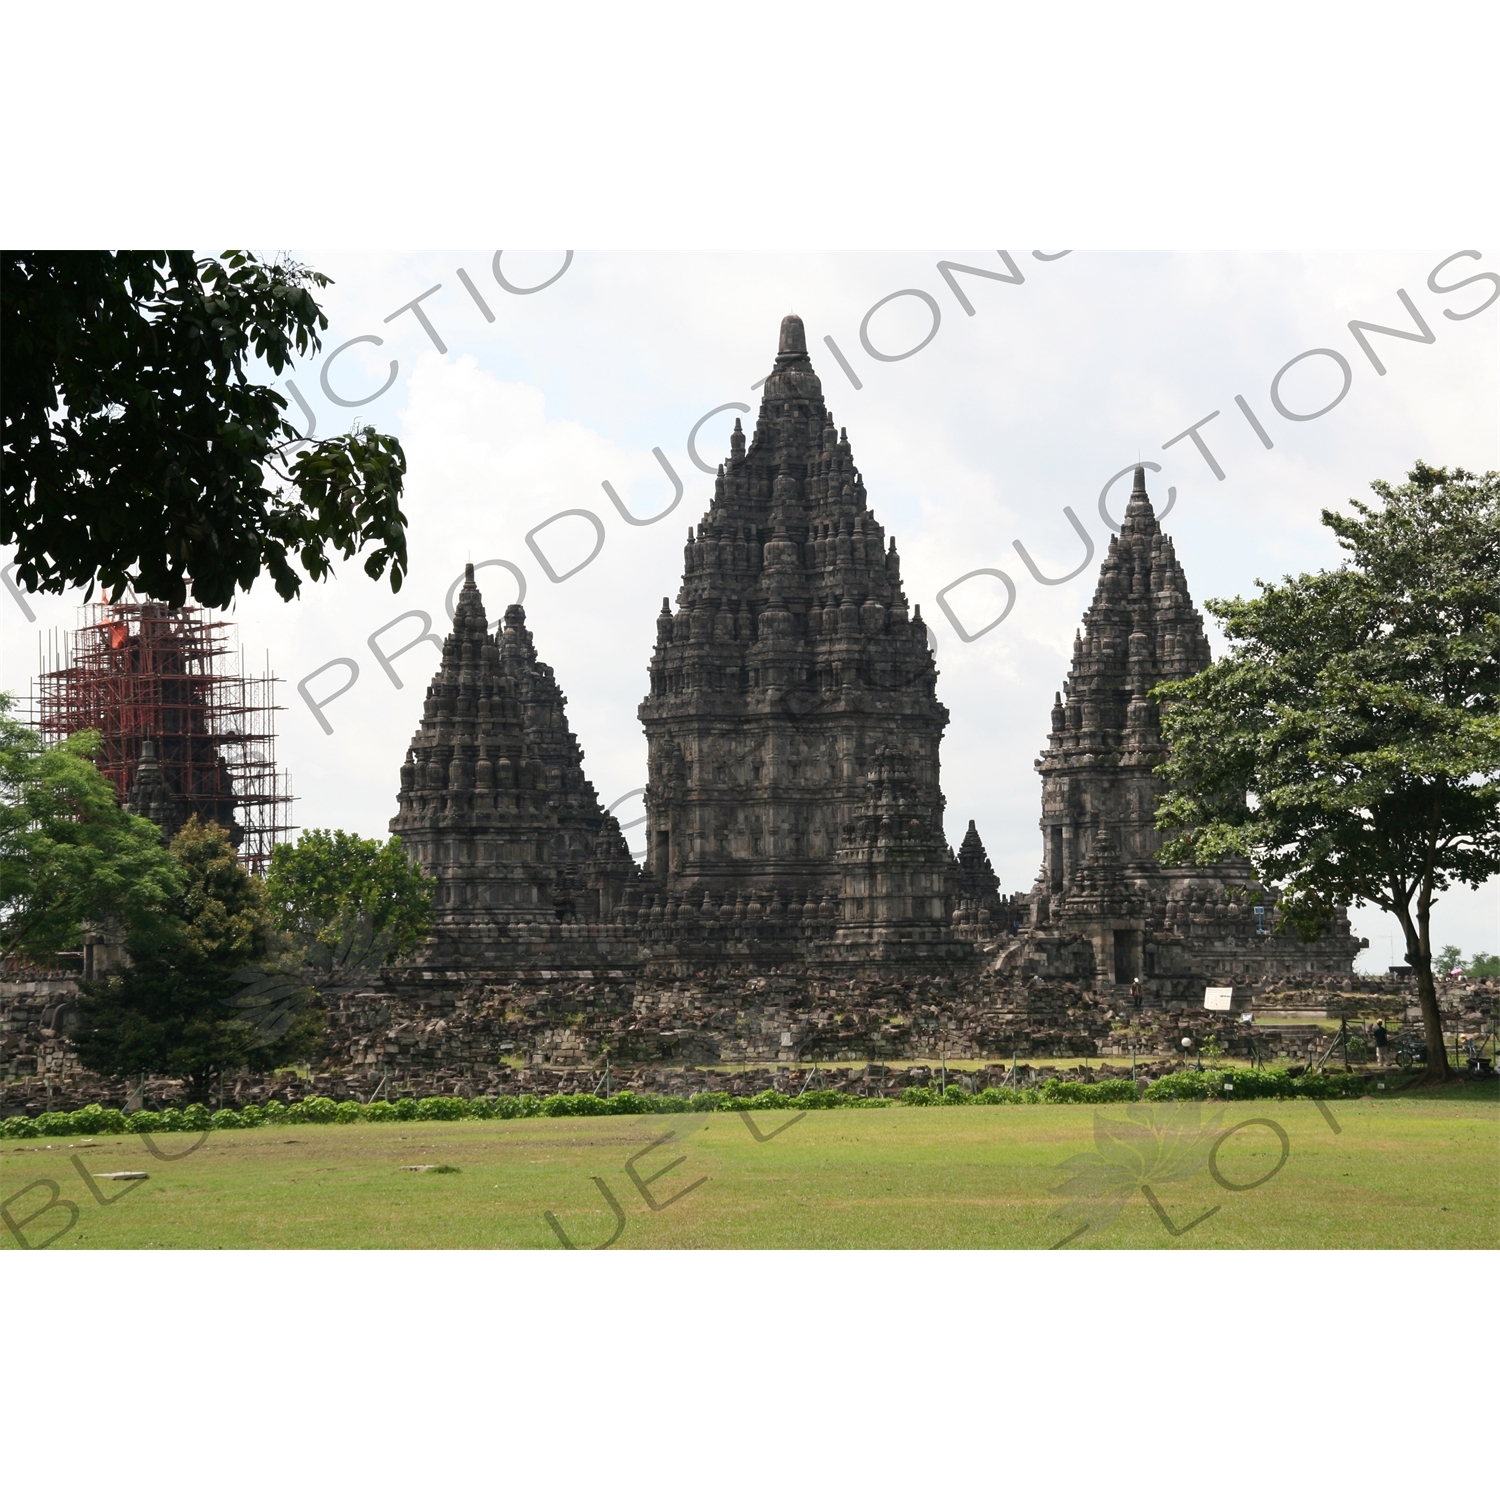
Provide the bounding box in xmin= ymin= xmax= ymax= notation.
xmin=636 ymin=312 xmax=967 ymax=965
xmin=389 ymin=323 xmax=1360 ymax=1000
xmin=389 ymin=569 xmax=636 ymax=969
xmin=999 ymin=465 xmax=1363 ymax=996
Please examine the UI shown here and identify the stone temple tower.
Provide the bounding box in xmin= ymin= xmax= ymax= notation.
xmin=638 ymin=313 xmax=953 ymax=962
xmin=1036 ymin=464 xmax=1212 ymax=899
xmin=497 ymin=602 xmax=636 ymax=915
xmin=1012 ymin=466 xmax=1363 ymax=995
xmin=390 ymin=566 xmax=635 ymax=969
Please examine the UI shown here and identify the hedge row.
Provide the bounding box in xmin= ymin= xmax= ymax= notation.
xmin=1141 ymin=1067 xmax=1379 ymax=1101
xmin=902 ymin=1080 xmax=1140 ymax=1106
xmin=908 ymin=1069 xmax=1399 ymax=1105
xmin=0 ymin=1087 xmax=895 ymax=1137
xmin=0 ymin=1069 xmax=1388 ymax=1138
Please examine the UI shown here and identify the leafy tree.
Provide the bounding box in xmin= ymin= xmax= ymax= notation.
xmin=2 ymin=250 xmax=408 ymax=609
xmin=0 ymin=693 xmax=181 ymax=963
xmin=1436 ymin=943 xmax=1464 ymax=972
xmin=1467 ymin=951 xmax=1500 ymax=979
xmin=75 ymin=817 xmax=321 ymax=1103
xmin=1155 ymin=463 xmax=1500 ymax=1083
xmin=265 ymin=828 xmax=433 ymax=968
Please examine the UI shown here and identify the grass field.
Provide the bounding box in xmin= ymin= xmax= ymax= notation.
xmin=4 ymin=1088 xmax=1495 ymax=1249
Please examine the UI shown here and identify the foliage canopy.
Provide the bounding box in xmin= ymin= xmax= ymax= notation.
xmin=265 ymin=827 xmax=433 ymax=967
xmin=0 ymin=693 xmax=181 ymax=962
xmin=1155 ymin=463 xmax=1500 ymax=1079
xmin=75 ymin=817 xmax=321 ymax=1102
xmin=2 ymin=250 xmax=408 ymax=609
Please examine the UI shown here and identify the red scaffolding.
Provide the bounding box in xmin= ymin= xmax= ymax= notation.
xmin=34 ymin=601 xmax=295 ymax=873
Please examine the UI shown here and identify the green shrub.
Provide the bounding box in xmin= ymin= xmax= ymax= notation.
xmin=536 ymin=1092 xmax=602 ymax=1117
xmin=1143 ymin=1070 xmax=1212 ymax=1100
xmin=901 ymin=1086 xmax=938 ymax=1106
xmin=126 ymin=1110 xmax=162 ymax=1132
xmin=1042 ymin=1078 xmax=1139 ymax=1104
xmin=972 ymin=1087 xmax=1028 ymax=1105
xmin=71 ymin=1105 xmax=128 ymax=1135
xmin=606 ymin=1090 xmax=653 ymax=1115
xmin=739 ymin=1089 xmax=795 ymax=1111
xmin=1143 ymin=1067 xmax=1374 ymax=1102
xmin=1213 ymin=1069 xmax=1290 ymax=1100
xmin=794 ymin=1089 xmax=848 ymax=1109
xmin=1290 ymin=1070 xmax=1366 ymax=1099
xmin=1 ymin=1114 xmax=40 ymax=1138
xmin=297 ymin=1096 xmax=338 ymax=1123
xmin=237 ymin=1104 xmax=265 ymax=1127
xmin=942 ymin=1084 xmax=970 ymax=1105
xmin=465 ymin=1096 xmax=496 ymax=1119
xmin=181 ymin=1103 xmax=213 ymax=1131
xmin=394 ymin=1097 xmax=418 ymax=1120
xmin=260 ymin=1100 xmax=288 ymax=1124
xmin=415 ymin=1095 xmax=468 ymax=1121
xmin=364 ymin=1100 xmax=397 ymax=1122
xmin=649 ymin=1095 xmax=692 ymax=1113
xmin=691 ymin=1091 xmax=732 ymax=1111
xmin=334 ymin=1101 xmax=362 ymax=1124
xmin=210 ymin=1108 xmax=242 ymax=1129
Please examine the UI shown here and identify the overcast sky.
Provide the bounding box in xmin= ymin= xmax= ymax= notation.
xmin=5 ymin=248 xmax=1496 ymax=967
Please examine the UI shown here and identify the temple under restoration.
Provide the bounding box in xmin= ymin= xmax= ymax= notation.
xmin=388 ymin=317 xmax=1362 ymax=997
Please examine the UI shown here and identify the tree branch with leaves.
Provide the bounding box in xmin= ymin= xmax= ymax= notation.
xmin=2 ymin=250 xmax=408 ymax=608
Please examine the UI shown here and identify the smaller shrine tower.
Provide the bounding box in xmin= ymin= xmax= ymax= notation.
xmin=389 ymin=567 xmax=635 ymax=969
xmin=1013 ymin=466 xmax=1363 ymax=996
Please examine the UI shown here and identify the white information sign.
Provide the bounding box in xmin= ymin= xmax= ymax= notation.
xmin=1203 ymin=987 xmax=1234 ymax=1011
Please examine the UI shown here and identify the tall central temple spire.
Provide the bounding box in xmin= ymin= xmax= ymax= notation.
xmin=638 ymin=314 xmax=955 ymax=960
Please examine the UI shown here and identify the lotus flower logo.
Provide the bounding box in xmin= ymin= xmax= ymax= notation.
xmin=1050 ymin=1102 xmax=1250 ymax=1246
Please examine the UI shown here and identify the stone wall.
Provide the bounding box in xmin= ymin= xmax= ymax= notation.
xmin=5 ymin=965 xmax=1492 ymax=1115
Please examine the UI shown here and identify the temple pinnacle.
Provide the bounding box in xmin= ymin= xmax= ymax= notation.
xmin=1124 ymin=464 xmax=1156 ymax=529
xmin=778 ymin=313 xmax=807 ymax=354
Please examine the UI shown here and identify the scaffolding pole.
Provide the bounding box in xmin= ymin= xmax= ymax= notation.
xmin=34 ymin=600 xmax=296 ymax=873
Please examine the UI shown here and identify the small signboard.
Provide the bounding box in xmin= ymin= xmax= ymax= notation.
xmin=1203 ymin=987 xmax=1234 ymax=1011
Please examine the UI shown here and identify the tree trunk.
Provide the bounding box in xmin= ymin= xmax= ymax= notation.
xmin=1412 ymin=959 xmax=1452 ymax=1083
xmin=1412 ymin=891 xmax=1452 ymax=1084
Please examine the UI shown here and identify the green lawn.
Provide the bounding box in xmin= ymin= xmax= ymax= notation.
xmin=4 ymin=1092 xmax=1494 ymax=1249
